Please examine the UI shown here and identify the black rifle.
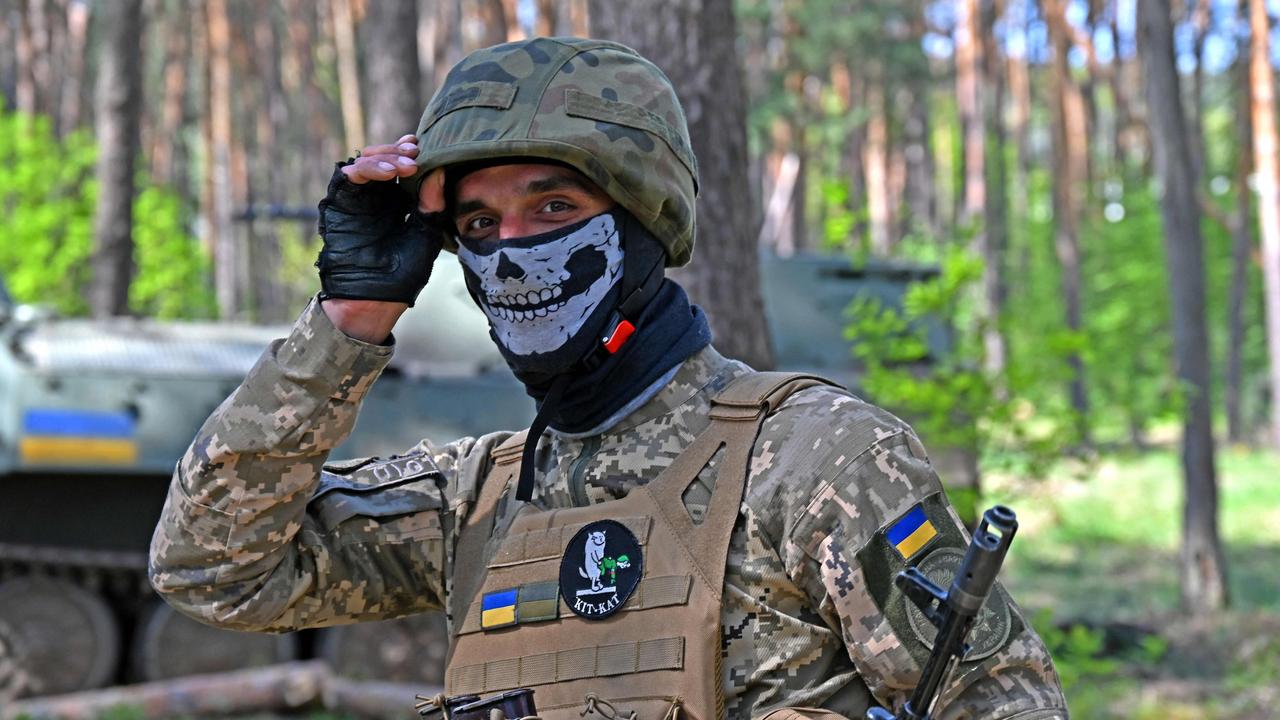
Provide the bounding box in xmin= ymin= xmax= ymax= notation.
xmin=866 ymin=505 xmax=1018 ymax=720
xmin=416 ymin=688 xmax=537 ymax=720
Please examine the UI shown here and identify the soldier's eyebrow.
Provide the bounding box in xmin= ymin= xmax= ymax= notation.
xmin=525 ymin=173 xmax=596 ymax=196
xmin=454 ymin=199 xmax=488 ymax=217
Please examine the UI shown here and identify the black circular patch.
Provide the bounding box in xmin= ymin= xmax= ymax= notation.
xmin=559 ymin=519 xmax=643 ymax=620
xmin=905 ymin=547 xmax=1013 ymax=662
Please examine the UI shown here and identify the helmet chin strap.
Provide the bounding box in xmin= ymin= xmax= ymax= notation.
xmin=514 ymin=253 xmax=665 ymax=502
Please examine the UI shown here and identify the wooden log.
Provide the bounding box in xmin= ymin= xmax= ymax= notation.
xmin=324 ymin=675 xmax=442 ymax=718
xmin=3 ymin=660 xmax=438 ymax=720
xmin=5 ymin=661 xmax=321 ymax=720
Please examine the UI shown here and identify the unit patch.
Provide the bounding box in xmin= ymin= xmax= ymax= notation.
xmin=904 ymin=547 xmax=1014 ymax=661
xmin=558 ymin=519 xmax=642 ymax=620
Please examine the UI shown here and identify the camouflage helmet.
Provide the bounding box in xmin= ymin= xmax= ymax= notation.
xmin=413 ymin=37 xmax=699 ymax=267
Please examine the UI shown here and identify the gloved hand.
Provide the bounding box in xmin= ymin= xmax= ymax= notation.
xmin=315 ymin=155 xmax=445 ymax=307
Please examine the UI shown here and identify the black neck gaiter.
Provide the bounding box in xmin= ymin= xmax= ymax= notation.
xmin=529 ymin=279 xmax=711 ymax=434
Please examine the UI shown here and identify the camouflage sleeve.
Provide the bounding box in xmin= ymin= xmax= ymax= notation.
xmin=773 ymin=389 xmax=1068 ymax=719
xmin=148 ymin=298 xmax=483 ymax=632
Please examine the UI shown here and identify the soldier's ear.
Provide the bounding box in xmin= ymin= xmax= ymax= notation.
xmin=417 ymin=168 xmax=447 ymax=214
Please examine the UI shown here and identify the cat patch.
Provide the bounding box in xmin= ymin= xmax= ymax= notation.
xmin=558 ymin=519 xmax=643 ymax=620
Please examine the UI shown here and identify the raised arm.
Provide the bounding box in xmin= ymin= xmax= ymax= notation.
xmin=149 ymin=137 xmax=459 ymax=632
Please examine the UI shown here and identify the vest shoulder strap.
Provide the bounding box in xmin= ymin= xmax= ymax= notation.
xmin=490 ymin=429 xmax=529 ymax=466
xmin=709 ymin=371 xmax=839 ymax=420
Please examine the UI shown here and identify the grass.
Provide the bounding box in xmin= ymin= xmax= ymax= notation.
xmin=985 ymin=446 xmax=1280 ymax=719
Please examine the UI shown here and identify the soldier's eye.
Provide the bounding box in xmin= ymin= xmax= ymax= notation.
xmin=542 ymin=200 xmax=573 ymax=214
xmin=464 ymin=216 xmax=496 ymax=233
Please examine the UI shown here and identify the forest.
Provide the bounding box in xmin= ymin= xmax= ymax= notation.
xmin=2 ymin=0 xmax=1279 ymax=718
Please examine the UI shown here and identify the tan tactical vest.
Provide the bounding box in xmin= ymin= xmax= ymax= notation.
xmin=445 ymin=372 xmax=833 ymax=720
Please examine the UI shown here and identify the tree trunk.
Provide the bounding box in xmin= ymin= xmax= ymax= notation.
xmin=283 ymin=0 xmax=338 ymax=201
xmin=759 ymin=145 xmax=800 ymax=255
xmin=535 ymin=0 xmax=556 ymax=36
xmin=0 ymin=5 xmax=14 ymax=109
xmin=864 ymin=71 xmax=892 ymax=255
xmin=1046 ymin=0 xmax=1091 ymax=444
xmin=1250 ymin=0 xmax=1280 ymax=449
xmin=588 ymin=0 xmax=775 ymax=370
xmin=903 ymin=2 xmax=937 ymax=239
xmin=151 ymin=0 xmax=189 ymax=187
xmin=23 ymin=0 xmax=52 ymax=116
xmin=431 ymin=0 xmax=465 ymax=86
xmin=1188 ymin=0 xmax=1210 ymax=182
xmin=14 ymin=0 xmax=36 ymax=114
xmin=88 ymin=0 xmax=144 ymax=318
xmin=1138 ymin=0 xmax=1228 ymax=614
xmin=208 ymin=0 xmax=246 ymax=320
xmin=980 ymin=0 xmax=1009 ymax=376
xmin=1007 ymin=0 xmax=1032 ymax=232
xmin=501 ymin=0 xmax=522 ymax=40
xmin=566 ymin=0 xmax=589 ymax=36
xmin=250 ymin=5 xmax=289 ymax=323
xmin=474 ymin=0 xmax=508 ymax=48
xmin=1077 ymin=0 xmax=1099 ymax=190
xmin=956 ymin=0 xmax=984 ymax=229
xmin=58 ymin=0 xmax=89 ymax=134
xmin=1226 ymin=12 xmax=1253 ymax=444
xmin=331 ymin=0 xmax=366 ymax=151
xmin=1109 ymin=7 xmax=1136 ymax=169
xmin=362 ymin=0 xmax=422 ymax=143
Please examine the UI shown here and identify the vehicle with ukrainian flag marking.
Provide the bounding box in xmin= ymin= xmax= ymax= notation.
xmin=0 ymin=265 xmax=533 ymax=697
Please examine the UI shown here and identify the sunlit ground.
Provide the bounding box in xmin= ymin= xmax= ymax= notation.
xmin=989 ymin=446 xmax=1280 ymax=720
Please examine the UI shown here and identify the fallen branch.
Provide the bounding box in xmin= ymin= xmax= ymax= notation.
xmin=3 ymin=661 xmax=438 ymax=720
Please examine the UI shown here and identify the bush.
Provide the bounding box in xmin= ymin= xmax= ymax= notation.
xmin=0 ymin=103 xmax=215 ymax=319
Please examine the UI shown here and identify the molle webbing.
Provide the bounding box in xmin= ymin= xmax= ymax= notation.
xmin=450 ymin=636 xmax=685 ymax=695
xmin=487 ymin=517 xmax=652 ymax=568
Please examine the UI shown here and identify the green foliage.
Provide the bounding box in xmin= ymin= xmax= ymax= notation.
xmin=128 ymin=186 xmax=217 ymax=318
xmin=0 ymin=111 xmax=97 ymax=314
xmin=1029 ymin=610 xmax=1121 ymax=691
xmin=0 ymin=101 xmax=215 ymax=318
xmin=1079 ymin=184 xmax=1182 ymax=438
xmin=845 ymin=163 xmax=1237 ymax=463
xmin=843 ymin=245 xmax=1076 ymax=476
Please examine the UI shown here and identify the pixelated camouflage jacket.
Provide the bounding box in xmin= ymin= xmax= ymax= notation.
xmin=150 ymin=297 xmax=1067 ymax=720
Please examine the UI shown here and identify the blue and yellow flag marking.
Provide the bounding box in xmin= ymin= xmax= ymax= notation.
xmin=19 ymin=409 xmax=138 ymax=465
xmin=480 ymin=588 xmax=518 ymax=629
xmin=886 ymin=504 xmax=937 ymax=560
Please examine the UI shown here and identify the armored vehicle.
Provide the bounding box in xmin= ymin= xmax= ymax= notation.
xmin=0 ymin=254 xmax=940 ymax=697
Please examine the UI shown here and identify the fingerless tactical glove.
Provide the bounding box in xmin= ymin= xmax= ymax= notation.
xmin=316 ymin=162 xmax=445 ymax=306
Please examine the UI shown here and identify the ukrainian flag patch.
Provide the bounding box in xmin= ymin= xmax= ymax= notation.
xmin=480 ymin=588 xmax=517 ymax=629
xmin=886 ymin=503 xmax=938 ymax=560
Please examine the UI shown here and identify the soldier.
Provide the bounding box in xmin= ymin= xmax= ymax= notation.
xmin=150 ymin=38 xmax=1067 ymax=719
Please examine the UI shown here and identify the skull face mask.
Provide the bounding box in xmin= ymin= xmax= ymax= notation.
xmin=457 ymin=213 xmax=624 ymax=377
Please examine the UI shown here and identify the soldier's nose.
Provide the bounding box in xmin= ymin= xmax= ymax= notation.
xmin=496 ymin=252 xmax=526 ymax=281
